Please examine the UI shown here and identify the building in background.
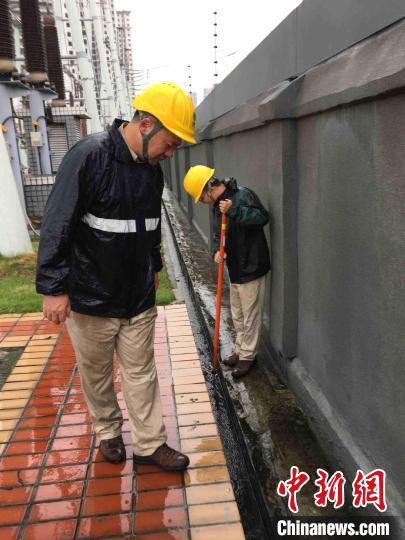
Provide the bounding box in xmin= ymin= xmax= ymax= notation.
xmin=10 ymin=0 xmax=132 ymax=126
xmin=116 ymin=9 xmax=136 ymax=100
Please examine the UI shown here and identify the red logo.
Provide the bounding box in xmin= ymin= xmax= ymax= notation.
xmin=277 ymin=466 xmax=310 ymax=513
xmin=352 ymin=469 xmax=387 ymax=512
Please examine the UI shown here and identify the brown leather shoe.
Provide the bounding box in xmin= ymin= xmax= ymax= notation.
xmin=133 ymin=443 xmax=190 ymax=472
xmin=232 ymin=358 xmax=256 ymax=379
xmin=99 ymin=435 xmax=126 ymax=464
xmin=223 ymin=353 xmax=239 ymax=367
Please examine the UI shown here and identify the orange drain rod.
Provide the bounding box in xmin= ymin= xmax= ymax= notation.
xmin=213 ymin=213 xmax=227 ymax=373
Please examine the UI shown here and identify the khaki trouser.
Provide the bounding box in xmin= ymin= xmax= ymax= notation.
xmin=229 ymin=275 xmax=266 ymax=360
xmin=66 ymin=306 xmax=166 ymax=455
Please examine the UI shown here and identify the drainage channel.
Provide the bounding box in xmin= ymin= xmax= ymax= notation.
xmin=162 ymin=201 xmax=276 ymax=539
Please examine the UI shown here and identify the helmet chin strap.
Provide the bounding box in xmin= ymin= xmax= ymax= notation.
xmin=141 ymin=119 xmax=163 ymax=163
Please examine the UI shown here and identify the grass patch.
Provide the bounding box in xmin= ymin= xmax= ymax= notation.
xmin=156 ymin=264 xmax=176 ymax=305
xmin=0 ymin=239 xmax=175 ymax=313
xmin=0 ymin=240 xmax=41 ymax=314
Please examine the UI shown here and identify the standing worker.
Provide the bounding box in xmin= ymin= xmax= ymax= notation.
xmin=36 ymin=82 xmax=196 ymax=470
xmin=183 ymin=166 xmax=270 ymax=378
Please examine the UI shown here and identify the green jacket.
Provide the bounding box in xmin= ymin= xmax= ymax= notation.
xmin=213 ymin=181 xmax=270 ymax=284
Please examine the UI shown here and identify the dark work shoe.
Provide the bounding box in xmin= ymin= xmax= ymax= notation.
xmin=232 ymin=358 xmax=256 ymax=379
xmin=100 ymin=435 xmax=126 ymax=464
xmin=223 ymin=353 xmax=239 ymax=367
xmin=134 ymin=443 xmax=190 ymax=472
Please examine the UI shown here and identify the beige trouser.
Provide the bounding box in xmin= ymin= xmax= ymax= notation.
xmin=229 ymin=275 xmax=266 ymax=360
xmin=66 ymin=306 xmax=166 ymax=455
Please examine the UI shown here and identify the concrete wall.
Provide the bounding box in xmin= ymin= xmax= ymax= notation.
xmin=166 ymin=6 xmax=405 ymax=519
xmin=197 ymin=0 xmax=405 ymax=128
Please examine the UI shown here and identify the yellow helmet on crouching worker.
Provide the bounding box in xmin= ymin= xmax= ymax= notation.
xmin=132 ymin=82 xmax=196 ymax=144
xmin=183 ymin=165 xmax=215 ymax=203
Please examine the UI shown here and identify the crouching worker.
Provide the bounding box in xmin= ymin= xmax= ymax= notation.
xmin=36 ymin=82 xmax=196 ymax=470
xmin=183 ymin=165 xmax=270 ymax=378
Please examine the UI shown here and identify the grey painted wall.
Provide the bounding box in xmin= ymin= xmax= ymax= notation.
xmin=167 ymin=9 xmax=405 ymax=519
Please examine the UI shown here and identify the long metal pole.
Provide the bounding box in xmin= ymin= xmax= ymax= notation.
xmin=213 ymin=213 xmax=227 ymax=373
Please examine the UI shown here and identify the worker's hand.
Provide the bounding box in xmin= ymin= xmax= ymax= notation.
xmin=219 ymin=199 xmax=232 ymax=214
xmin=43 ymin=294 xmax=71 ymax=325
xmin=214 ymin=251 xmax=227 ymax=264
xmin=154 ymin=273 xmax=159 ymax=290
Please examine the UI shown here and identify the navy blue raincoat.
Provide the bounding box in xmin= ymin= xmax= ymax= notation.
xmin=36 ymin=119 xmax=163 ymax=319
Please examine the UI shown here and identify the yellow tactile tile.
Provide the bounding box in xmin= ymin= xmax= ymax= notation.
xmin=191 ymin=522 xmax=245 ymax=540
xmin=184 ymin=466 xmax=230 ymax=486
xmin=170 ymin=348 xmax=199 ymax=356
xmin=0 ymin=314 xmax=21 ymax=320
xmin=177 ymin=402 xmax=213 ymax=415
xmin=6 ymin=373 xmax=40 ymax=383
xmin=180 ymin=424 xmax=219 ymax=440
xmin=173 ymin=375 xmax=205 ymax=386
xmin=188 ymin=501 xmax=240 ymax=527
xmin=0 ymin=338 xmax=30 ymax=348
xmin=30 ymin=334 xmax=58 ymax=341
xmin=0 ymin=444 xmax=5 ymax=457
xmin=0 ymin=399 xmax=28 ymax=410
xmin=0 ymin=390 xmax=33 ymax=400
xmin=0 ymin=430 xmax=13 ymax=443
xmin=175 ymin=392 xmax=210 ymax=405
xmin=178 ymin=413 xmax=215 ymax=427
xmin=169 ymin=338 xmax=196 ymax=346
xmin=19 ymin=352 xmax=51 ymax=358
xmin=172 ymin=368 xmax=204 ymax=378
xmin=12 ymin=366 xmax=43 ymax=374
xmin=188 ymin=451 xmax=226 ymax=469
xmin=181 ymin=437 xmax=223 ymax=454
xmin=24 ymin=346 xmax=54 ymax=352
xmin=0 ymin=409 xmax=24 ymax=420
xmin=0 ymin=419 xmax=18 ymax=431
xmin=186 ymin=482 xmax=235 ymax=505
xmin=171 ymin=353 xmax=200 ymax=362
xmin=2 ymin=381 xmax=37 ymax=391
xmin=171 ymin=360 xmax=201 ymax=370
xmin=16 ymin=358 xmax=48 ymax=366
xmin=175 ymin=384 xmax=208 ymax=395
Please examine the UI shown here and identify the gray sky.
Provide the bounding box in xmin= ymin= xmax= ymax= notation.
xmin=115 ymin=0 xmax=302 ymax=103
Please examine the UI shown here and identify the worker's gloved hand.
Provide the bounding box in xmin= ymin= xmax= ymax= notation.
xmin=43 ymin=294 xmax=71 ymax=325
xmin=219 ymin=199 xmax=232 ymax=214
xmin=214 ymin=251 xmax=227 ymax=264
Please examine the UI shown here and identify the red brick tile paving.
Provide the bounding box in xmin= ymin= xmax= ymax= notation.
xmin=0 ymin=307 xmax=244 ymax=538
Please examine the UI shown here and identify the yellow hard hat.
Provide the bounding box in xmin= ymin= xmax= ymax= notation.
xmin=132 ymin=81 xmax=196 ymax=144
xmin=184 ymin=165 xmax=215 ymax=202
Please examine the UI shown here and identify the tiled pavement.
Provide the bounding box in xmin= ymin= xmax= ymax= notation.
xmin=0 ymin=305 xmax=245 ymax=539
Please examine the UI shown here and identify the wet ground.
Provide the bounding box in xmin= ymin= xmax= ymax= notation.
xmin=162 ymin=189 xmax=362 ymax=524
